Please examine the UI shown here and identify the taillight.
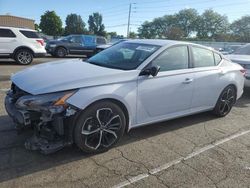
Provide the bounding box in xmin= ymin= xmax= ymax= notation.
xmin=36 ymin=39 xmax=44 ymax=46
xmin=240 ymin=69 xmax=246 ymax=77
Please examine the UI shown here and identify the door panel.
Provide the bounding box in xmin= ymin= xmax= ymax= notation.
xmin=137 ymin=70 xmax=195 ymax=124
xmin=190 ymin=46 xmax=225 ymax=111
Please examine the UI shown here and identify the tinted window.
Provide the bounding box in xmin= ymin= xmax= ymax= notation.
xmin=0 ymin=29 xmax=16 ymax=38
xmin=193 ymin=47 xmax=215 ymax=67
xmin=88 ymin=42 xmax=159 ymax=70
xmin=97 ymin=37 xmax=107 ymax=45
xmin=214 ymin=53 xmax=222 ymax=65
xmin=19 ymin=30 xmax=40 ymax=38
xmin=70 ymin=36 xmax=82 ymax=44
xmin=152 ymin=46 xmax=189 ymax=72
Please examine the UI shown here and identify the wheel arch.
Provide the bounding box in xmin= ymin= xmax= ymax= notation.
xmin=75 ymin=98 xmax=130 ymax=132
xmin=13 ymin=46 xmax=35 ymax=58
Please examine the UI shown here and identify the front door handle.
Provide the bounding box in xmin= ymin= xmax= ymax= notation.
xmin=183 ymin=78 xmax=193 ymax=84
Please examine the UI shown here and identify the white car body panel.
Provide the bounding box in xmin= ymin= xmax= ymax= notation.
xmin=11 ymin=40 xmax=245 ymax=130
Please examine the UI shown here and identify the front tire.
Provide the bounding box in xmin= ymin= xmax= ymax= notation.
xmin=74 ymin=101 xmax=126 ymax=153
xmin=213 ymin=85 xmax=236 ymax=117
xmin=14 ymin=49 xmax=33 ymax=65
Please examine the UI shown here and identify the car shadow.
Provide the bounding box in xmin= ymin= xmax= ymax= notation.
xmin=0 ymin=111 xmax=217 ymax=183
xmin=235 ymin=87 xmax=250 ymax=108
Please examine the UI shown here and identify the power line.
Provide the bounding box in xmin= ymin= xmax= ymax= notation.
xmin=134 ymin=1 xmax=250 ymax=14
xmin=106 ymin=24 xmax=127 ymax=28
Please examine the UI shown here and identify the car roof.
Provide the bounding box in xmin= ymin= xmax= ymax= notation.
xmin=124 ymin=39 xmax=219 ymax=52
xmin=0 ymin=26 xmax=37 ymax=32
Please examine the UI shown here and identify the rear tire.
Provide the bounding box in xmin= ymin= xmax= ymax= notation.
xmin=74 ymin=101 xmax=126 ymax=153
xmin=212 ymin=85 xmax=236 ymax=117
xmin=14 ymin=49 xmax=33 ymax=65
xmin=55 ymin=47 xmax=67 ymax=58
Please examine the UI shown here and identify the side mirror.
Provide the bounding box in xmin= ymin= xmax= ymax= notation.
xmin=140 ymin=65 xmax=160 ymax=77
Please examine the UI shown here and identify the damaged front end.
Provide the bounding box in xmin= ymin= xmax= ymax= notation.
xmin=5 ymin=83 xmax=79 ymax=154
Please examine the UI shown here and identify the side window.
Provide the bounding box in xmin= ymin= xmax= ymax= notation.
xmin=19 ymin=30 xmax=40 ymax=38
xmin=97 ymin=37 xmax=107 ymax=45
xmin=152 ymin=46 xmax=189 ymax=72
xmin=0 ymin=29 xmax=16 ymax=38
xmin=192 ymin=47 xmax=215 ymax=67
xmin=70 ymin=36 xmax=82 ymax=44
xmin=214 ymin=53 xmax=222 ymax=65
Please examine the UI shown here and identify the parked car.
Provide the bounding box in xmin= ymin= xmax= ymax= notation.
xmin=218 ymin=45 xmax=243 ymax=55
xmin=226 ymin=44 xmax=250 ymax=87
xmin=0 ymin=26 xmax=46 ymax=65
xmin=5 ymin=40 xmax=245 ymax=154
xmin=45 ymin=35 xmax=107 ymax=57
xmin=97 ymin=39 xmax=129 ymax=51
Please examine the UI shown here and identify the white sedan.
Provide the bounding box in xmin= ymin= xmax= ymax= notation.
xmin=5 ymin=40 xmax=245 ymax=154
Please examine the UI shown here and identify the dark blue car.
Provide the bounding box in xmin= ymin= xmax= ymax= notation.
xmin=45 ymin=35 xmax=107 ymax=57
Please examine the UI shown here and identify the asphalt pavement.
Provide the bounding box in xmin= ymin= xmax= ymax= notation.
xmin=0 ymin=57 xmax=250 ymax=188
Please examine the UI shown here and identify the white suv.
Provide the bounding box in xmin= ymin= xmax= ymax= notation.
xmin=0 ymin=26 xmax=46 ymax=65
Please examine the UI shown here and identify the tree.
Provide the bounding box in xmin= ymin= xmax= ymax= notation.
xmin=138 ymin=15 xmax=184 ymax=39
xmin=106 ymin=32 xmax=118 ymax=38
xmin=39 ymin=11 xmax=63 ymax=36
xmin=64 ymin=14 xmax=86 ymax=35
xmin=138 ymin=21 xmax=156 ymax=39
xmin=88 ymin=12 xmax=106 ymax=36
xmin=166 ymin=27 xmax=185 ymax=40
xmin=230 ymin=16 xmax=250 ymax=42
xmin=196 ymin=9 xmax=229 ymax=39
xmin=175 ymin=9 xmax=199 ymax=38
xmin=34 ymin=23 xmax=40 ymax=32
xmin=129 ymin=32 xmax=137 ymax=38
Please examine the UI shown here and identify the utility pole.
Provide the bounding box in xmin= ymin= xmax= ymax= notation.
xmin=127 ymin=3 xmax=132 ymax=38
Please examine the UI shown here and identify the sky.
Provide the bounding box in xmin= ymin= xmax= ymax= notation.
xmin=1 ymin=0 xmax=250 ymax=36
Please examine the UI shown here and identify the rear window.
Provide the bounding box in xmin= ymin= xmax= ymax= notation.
xmin=0 ymin=28 xmax=16 ymax=38
xmin=192 ymin=47 xmax=215 ymax=67
xmin=19 ymin=30 xmax=40 ymax=38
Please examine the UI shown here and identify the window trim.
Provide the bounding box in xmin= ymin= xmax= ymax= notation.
xmin=0 ymin=28 xmax=16 ymax=38
xmin=213 ymin=52 xmax=222 ymax=66
xmin=145 ymin=44 xmax=191 ymax=73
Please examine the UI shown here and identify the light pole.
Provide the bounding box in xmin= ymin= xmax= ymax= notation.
xmin=127 ymin=3 xmax=136 ymax=38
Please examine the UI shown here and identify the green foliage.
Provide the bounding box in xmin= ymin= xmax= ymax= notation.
xmin=34 ymin=23 xmax=40 ymax=32
xmin=107 ymin=32 xmax=118 ymax=38
xmin=128 ymin=31 xmax=137 ymax=39
xmin=175 ymin=9 xmax=199 ymax=37
xmin=64 ymin=14 xmax=87 ymax=35
xmin=39 ymin=11 xmax=63 ymax=36
xmin=230 ymin=16 xmax=250 ymax=42
xmin=196 ymin=9 xmax=229 ymax=39
xmin=138 ymin=8 xmax=233 ymax=41
xmin=88 ymin=12 xmax=106 ymax=36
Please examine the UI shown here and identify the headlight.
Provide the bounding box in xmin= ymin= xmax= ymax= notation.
xmin=49 ymin=44 xmax=57 ymax=48
xmin=16 ymin=90 xmax=75 ymax=112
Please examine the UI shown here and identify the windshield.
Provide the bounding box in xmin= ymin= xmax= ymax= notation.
xmin=87 ymin=42 xmax=160 ymax=70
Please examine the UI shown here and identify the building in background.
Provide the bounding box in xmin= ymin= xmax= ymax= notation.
xmin=0 ymin=15 xmax=35 ymax=29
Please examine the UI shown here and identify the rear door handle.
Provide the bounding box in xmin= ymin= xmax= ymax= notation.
xmin=183 ymin=78 xmax=193 ymax=84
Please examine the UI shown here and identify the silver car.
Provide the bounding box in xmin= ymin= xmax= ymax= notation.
xmin=5 ymin=40 xmax=245 ymax=154
xmin=226 ymin=43 xmax=250 ymax=87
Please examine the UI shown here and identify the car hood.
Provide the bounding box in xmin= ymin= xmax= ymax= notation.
xmin=11 ymin=59 xmax=139 ymax=95
xmin=226 ymin=54 xmax=250 ymax=64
